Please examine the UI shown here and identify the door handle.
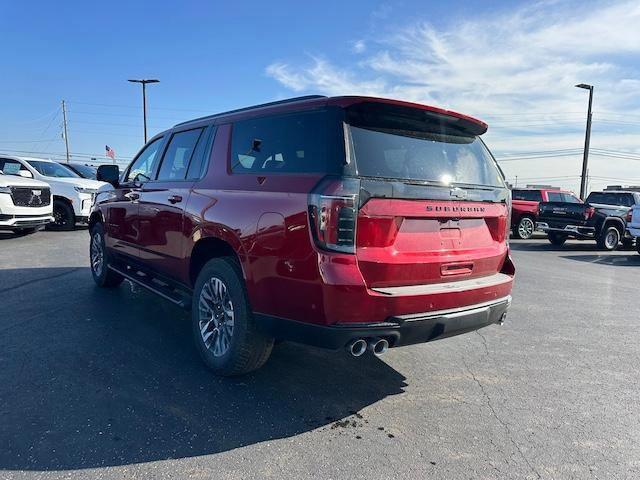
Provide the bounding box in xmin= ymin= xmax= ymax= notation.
xmin=168 ymin=194 xmax=183 ymax=204
xmin=125 ymin=192 xmax=140 ymax=201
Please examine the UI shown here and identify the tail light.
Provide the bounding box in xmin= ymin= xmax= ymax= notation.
xmin=626 ymin=210 xmax=633 ymax=223
xmin=585 ymin=207 xmax=596 ymax=220
xmin=308 ymin=177 xmax=360 ymax=254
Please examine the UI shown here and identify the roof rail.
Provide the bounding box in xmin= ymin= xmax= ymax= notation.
xmin=175 ymin=95 xmax=327 ymax=127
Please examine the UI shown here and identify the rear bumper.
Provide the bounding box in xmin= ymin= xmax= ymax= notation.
xmin=255 ymin=296 xmax=511 ymax=350
xmin=537 ymin=222 xmax=595 ymax=238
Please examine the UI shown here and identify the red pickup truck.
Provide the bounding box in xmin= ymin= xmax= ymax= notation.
xmin=511 ymin=188 xmax=581 ymax=239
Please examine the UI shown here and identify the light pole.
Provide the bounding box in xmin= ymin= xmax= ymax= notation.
xmin=576 ymin=83 xmax=594 ymax=200
xmin=128 ymin=79 xmax=159 ymax=143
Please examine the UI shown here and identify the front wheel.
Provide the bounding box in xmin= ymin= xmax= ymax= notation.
xmin=192 ymin=257 xmax=274 ymax=376
xmin=90 ymin=223 xmax=124 ymax=287
xmin=548 ymin=232 xmax=567 ymax=246
xmin=597 ymin=226 xmax=620 ymax=251
xmin=514 ymin=216 xmax=535 ymax=240
xmin=48 ymin=200 xmax=75 ymax=231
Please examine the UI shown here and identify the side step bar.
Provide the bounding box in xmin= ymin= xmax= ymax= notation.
xmin=108 ymin=265 xmax=191 ymax=309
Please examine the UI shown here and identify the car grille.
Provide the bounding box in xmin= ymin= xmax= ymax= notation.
xmin=10 ymin=187 xmax=51 ymax=207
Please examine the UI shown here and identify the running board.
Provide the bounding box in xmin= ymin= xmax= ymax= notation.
xmin=108 ymin=265 xmax=191 ymax=309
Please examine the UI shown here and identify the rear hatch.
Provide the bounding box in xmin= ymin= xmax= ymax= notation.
xmin=342 ymin=102 xmax=510 ymax=288
xmin=538 ymin=202 xmax=589 ymax=228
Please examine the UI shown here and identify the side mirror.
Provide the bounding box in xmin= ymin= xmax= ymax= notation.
xmin=97 ymin=165 xmax=120 ymax=187
xmin=17 ymin=170 xmax=33 ymax=178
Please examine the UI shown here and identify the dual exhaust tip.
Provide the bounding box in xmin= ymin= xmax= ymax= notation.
xmin=347 ymin=337 xmax=389 ymax=357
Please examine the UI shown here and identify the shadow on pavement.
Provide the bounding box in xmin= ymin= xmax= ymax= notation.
xmin=0 ymin=267 xmax=407 ymax=472
xmin=559 ymin=254 xmax=640 ymax=266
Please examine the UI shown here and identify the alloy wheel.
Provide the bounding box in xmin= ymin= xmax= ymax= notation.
xmin=518 ymin=217 xmax=534 ymax=239
xmin=90 ymin=232 xmax=104 ymax=277
xmin=605 ymin=230 xmax=619 ymax=249
xmin=198 ymin=277 xmax=235 ymax=357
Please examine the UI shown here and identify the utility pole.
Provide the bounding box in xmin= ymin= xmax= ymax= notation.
xmin=128 ymin=79 xmax=160 ymax=143
xmin=61 ymin=100 xmax=70 ymax=162
xmin=576 ymin=83 xmax=594 ymax=200
xmin=515 ymin=175 xmax=518 ymax=187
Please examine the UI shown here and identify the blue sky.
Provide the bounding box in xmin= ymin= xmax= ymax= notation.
xmin=2 ymin=0 xmax=640 ymax=192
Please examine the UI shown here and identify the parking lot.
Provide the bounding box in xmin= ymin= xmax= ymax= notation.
xmin=1 ymin=230 xmax=639 ymax=480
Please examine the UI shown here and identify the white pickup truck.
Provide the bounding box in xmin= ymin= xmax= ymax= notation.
xmin=0 ymin=171 xmax=53 ymax=234
xmin=0 ymin=155 xmax=109 ymax=230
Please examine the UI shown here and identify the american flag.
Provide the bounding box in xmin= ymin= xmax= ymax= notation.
xmin=105 ymin=145 xmax=116 ymax=160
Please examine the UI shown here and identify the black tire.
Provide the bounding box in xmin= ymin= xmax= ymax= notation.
xmin=192 ymin=257 xmax=273 ymax=376
xmin=89 ymin=223 xmax=124 ymax=287
xmin=596 ymin=226 xmax=620 ymax=251
xmin=513 ymin=216 xmax=535 ymax=240
xmin=547 ymin=232 xmax=567 ymax=246
xmin=636 ymin=239 xmax=640 ymax=255
xmin=622 ymin=238 xmax=634 ymax=250
xmin=48 ymin=200 xmax=75 ymax=231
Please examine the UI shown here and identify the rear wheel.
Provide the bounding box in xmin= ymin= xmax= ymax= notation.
xmin=192 ymin=257 xmax=273 ymax=376
xmin=90 ymin=223 xmax=124 ymax=287
xmin=514 ymin=216 xmax=535 ymax=240
xmin=597 ymin=226 xmax=620 ymax=251
xmin=547 ymin=232 xmax=567 ymax=246
xmin=622 ymin=238 xmax=634 ymax=250
xmin=48 ymin=200 xmax=75 ymax=231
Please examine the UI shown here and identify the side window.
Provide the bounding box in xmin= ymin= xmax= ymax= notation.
xmin=156 ymin=128 xmax=204 ymax=181
xmin=562 ymin=193 xmax=581 ymax=203
xmin=126 ymin=137 xmax=164 ymax=183
xmin=231 ymin=111 xmax=327 ymax=174
xmin=186 ymin=126 xmax=216 ymax=180
xmin=0 ymin=159 xmax=28 ymax=175
xmin=547 ymin=192 xmax=563 ymax=202
xmin=512 ymin=190 xmax=542 ymax=202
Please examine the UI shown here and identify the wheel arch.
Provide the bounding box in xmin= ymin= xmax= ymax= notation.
xmin=601 ymin=217 xmax=625 ymax=235
xmin=188 ymin=234 xmax=245 ymax=288
xmin=88 ymin=210 xmax=104 ymax=232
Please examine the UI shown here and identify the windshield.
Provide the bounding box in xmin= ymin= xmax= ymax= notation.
xmin=347 ymin=125 xmax=504 ymax=187
xmin=29 ymin=160 xmax=80 ymax=178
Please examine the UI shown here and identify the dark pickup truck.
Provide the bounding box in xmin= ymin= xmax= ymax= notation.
xmin=537 ymin=190 xmax=638 ymax=250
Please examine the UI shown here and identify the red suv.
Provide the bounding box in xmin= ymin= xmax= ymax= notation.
xmin=511 ymin=188 xmax=580 ymax=239
xmin=90 ymin=95 xmax=514 ymax=376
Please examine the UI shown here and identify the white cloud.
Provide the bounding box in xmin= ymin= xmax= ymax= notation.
xmin=352 ymin=40 xmax=367 ymax=54
xmin=265 ymin=0 xmax=640 ymax=192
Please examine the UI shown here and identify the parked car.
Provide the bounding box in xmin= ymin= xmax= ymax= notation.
xmin=0 ymin=170 xmax=53 ymax=233
xmin=61 ymin=162 xmax=98 ymax=180
xmin=625 ymin=203 xmax=640 ymax=253
xmin=511 ymin=188 xmax=580 ymax=239
xmin=88 ymin=95 xmax=515 ymax=376
xmin=0 ymin=156 xmax=109 ymax=230
xmin=537 ymin=190 xmax=638 ymax=250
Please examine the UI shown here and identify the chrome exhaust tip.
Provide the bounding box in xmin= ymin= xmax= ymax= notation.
xmin=347 ymin=339 xmax=367 ymax=357
xmin=368 ymin=337 xmax=389 ymax=356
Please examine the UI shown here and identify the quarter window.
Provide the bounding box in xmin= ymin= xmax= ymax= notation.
xmin=231 ymin=111 xmax=328 ymax=174
xmin=126 ymin=137 xmax=164 ymax=183
xmin=157 ymin=128 xmax=204 ymax=181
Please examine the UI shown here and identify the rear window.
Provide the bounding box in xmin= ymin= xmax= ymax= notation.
xmin=345 ymin=104 xmax=504 ymax=187
xmin=513 ymin=190 xmax=543 ymax=202
xmin=587 ymin=192 xmax=635 ymax=207
xmin=231 ymin=111 xmax=329 ymax=174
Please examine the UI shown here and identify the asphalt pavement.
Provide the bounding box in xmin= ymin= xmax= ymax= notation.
xmin=1 ymin=230 xmax=639 ymax=479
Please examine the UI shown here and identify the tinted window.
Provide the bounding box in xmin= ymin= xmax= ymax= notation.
xmin=231 ymin=111 xmax=328 ymax=174
xmin=512 ymin=190 xmax=542 ymax=202
xmin=126 ymin=137 xmax=164 ymax=183
xmin=587 ymin=192 xmax=634 ymax=207
xmin=547 ymin=192 xmax=563 ymax=202
xmin=0 ymin=159 xmax=29 ymax=175
xmin=157 ymin=128 xmax=204 ymax=181
xmin=562 ymin=193 xmax=581 ymax=203
xmin=69 ymin=163 xmax=97 ymax=179
xmin=186 ymin=126 xmax=215 ymax=180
